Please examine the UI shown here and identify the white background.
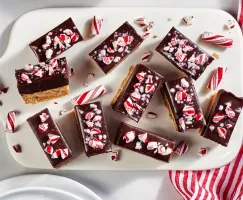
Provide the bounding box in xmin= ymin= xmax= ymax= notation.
xmin=0 ymin=1 xmax=239 ymax=200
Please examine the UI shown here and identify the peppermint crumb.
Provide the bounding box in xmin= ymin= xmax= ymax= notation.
xmin=168 ymin=18 xmax=173 ymax=22
xmin=212 ymin=53 xmax=220 ymax=59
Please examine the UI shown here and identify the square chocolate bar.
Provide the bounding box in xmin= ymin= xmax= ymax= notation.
xmin=162 ymin=76 xmax=206 ymax=132
xmin=115 ymin=122 xmax=176 ymax=163
xmin=29 ymin=18 xmax=83 ymax=62
xmin=15 ymin=57 xmax=69 ymax=104
xmin=74 ymin=101 xmax=112 ymax=157
xmin=89 ymin=22 xmax=143 ymax=74
xmin=111 ymin=64 xmax=163 ymax=122
xmin=27 ymin=108 xmax=74 ymax=168
xmin=156 ymin=27 xmax=214 ymax=80
xmin=201 ymin=90 xmax=243 ymax=146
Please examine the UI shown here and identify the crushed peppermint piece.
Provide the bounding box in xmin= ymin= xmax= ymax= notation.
xmin=13 ymin=144 xmax=22 ymax=153
xmin=60 ymin=109 xmax=67 ymax=116
xmin=147 ymin=112 xmax=157 ymax=119
xmin=198 ymin=147 xmax=208 ymax=156
xmin=111 ymin=150 xmax=119 ymax=161
xmin=141 ymin=52 xmax=152 ymax=62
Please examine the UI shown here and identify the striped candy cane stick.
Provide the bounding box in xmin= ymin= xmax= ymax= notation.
xmin=207 ymin=67 xmax=227 ymax=90
xmin=71 ymin=85 xmax=107 ymax=105
xmin=201 ymin=32 xmax=233 ymax=47
xmin=5 ymin=111 xmax=16 ymax=133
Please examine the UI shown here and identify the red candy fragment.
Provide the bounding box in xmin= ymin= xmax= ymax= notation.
xmin=88 ymin=138 xmax=104 ymax=149
xmin=38 ymin=123 xmax=48 ymax=133
xmin=182 ymin=105 xmax=195 ymax=116
xmin=195 ymin=113 xmax=203 ymax=121
xmin=226 ymin=124 xmax=233 ymax=129
xmin=145 ymin=84 xmax=155 ymax=93
xmin=48 ymin=134 xmax=60 ymax=144
xmin=147 ymin=141 xmax=158 ymax=150
xmin=123 ymin=131 xmax=135 ymax=143
xmin=89 ymin=16 xmax=103 ymax=36
xmin=198 ymin=147 xmax=208 ymax=156
xmin=179 ymin=118 xmax=186 ymax=131
xmin=85 ymin=112 xmax=95 ymax=120
xmin=174 ymin=141 xmax=188 ymax=156
xmin=39 ymin=113 xmax=49 ymax=123
xmin=90 ymin=128 xmax=101 ymax=135
xmin=130 ymin=91 xmax=141 ymax=101
xmin=175 ymin=91 xmax=187 ymax=101
xmin=136 ymin=72 xmax=146 ymax=82
xmin=60 ymin=148 xmax=69 ymax=159
xmin=13 ymin=144 xmax=21 ymax=153
xmin=141 ymin=52 xmax=152 ymax=62
xmin=71 ymin=33 xmax=79 ymax=42
xmin=138 ymin=133 xmax=148 ymax=143
xmin=225 ymin=106 xmax=235 ymax=119
xmin=5 ymin=111 xmax=16 ymax=133
xmin=124 ymin=36 xmax=134 ymax=45
xmin=51 ymin=149 xmax=61 ymax=159
xmin=213 ymin=114 xmax=225 ymax=123
xmin=124 ymin=97 xmax=134 ymax=116
xmin=111 ymin=150 xmax=119 ymax=161
xmin=45 ymin=145 xmax=54 ymax=155
xmin=217 ymin=127 xmax=227 ymax=138
xmin=0 ymin=87 xmax=9 ymax=94
xmin=103 ymin=56 xmax=114 ymax=65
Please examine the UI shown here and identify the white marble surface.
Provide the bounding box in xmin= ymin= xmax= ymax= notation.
xmin=0 ymin=1 xmax=239 ymax=200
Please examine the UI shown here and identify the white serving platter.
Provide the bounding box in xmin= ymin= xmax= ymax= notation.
xmin=0 ymin=8 xmax=242 ymax=170
xmin=0 ymin=174 xmax=102 ymax=200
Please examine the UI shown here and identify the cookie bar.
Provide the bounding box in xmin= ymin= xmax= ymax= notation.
xmin=115 ymin=122 xmax=175 ymax=163
xmin=161 ymin=77 xmax=206 ymax=132
xmin=74 ymin=101 xmax=112 ymax=157
xmin=29 ymin=18 xmax=83 ymax=62
xmin=15 ymin=57 xmax=69 ymax=104
xmin=156 ymin=27 xmax=214 ymax=80
xmin=201 ymin=90 xmax=243 ymax=146
xmin=111 ymin=64 xmax=163 ymax=122
xmin=89 ymin=21 xmax=143 ymax=74
xmin=27 ymin=108 xmax=74 ymax=168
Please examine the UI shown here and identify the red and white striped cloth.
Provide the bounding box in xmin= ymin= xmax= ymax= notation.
xmin=169 ymin=5 xmax=243 ymax=199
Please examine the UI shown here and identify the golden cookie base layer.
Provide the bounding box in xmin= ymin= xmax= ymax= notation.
xmin=22 ymin=85 xmax=69 ymax=104
xmin=111 ymin=65 xmax=136 ymax=105
xmin=161 ymin=89 xmax=179 ymax=131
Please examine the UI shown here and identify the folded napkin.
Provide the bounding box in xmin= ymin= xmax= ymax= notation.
xmin=169 ymin=5 xmax=243 ymax=200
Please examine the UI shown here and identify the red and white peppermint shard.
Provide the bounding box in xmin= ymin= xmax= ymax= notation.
xmin=217 ymin=127 xmax=227 ymax=138
xmin=111 ymin=150 xmax=119 ymax=161
xmin=135 ymin=17 xmax=147 ymax=26
xmin=182 ymin=105 xmax=195 ymax=115
xmin=175 ymin=141 xmax=189 ymax=156
xmin=195 ymin=113 xmax=203 ymax=121
xmin=72 ymin=85 xmax=106 ymax=105
xmin=130 ymin=91 xmax=141 ymax=101
xmin=48 ymin=134 xmax=60 ymax=144
xmin=85 ymin=112 xmax=95 ymax=120
xmin=225 ymin=106 xmax=235 ymax=118
xmin=183 ymin=16 xmax=195 ymax=25
xmin=144 ymin=21 xmax=155 ymax=31
xmin=39 ymin=113 xmax=49 ymax=123
xmin=141 ymin=52 xmax=152 ymax=62
xmin=123 ymin=131 xmax=136 ymax=143
xmin=124 ymin=97 xmax=134 ymax=116
xmin=51 ymin=149 xmax=61 ymax=159
xmin=145 ymin=84 xmax=155 ymax=93
xmin=181 ymin=78 xmax=189 ymax=88
xmin=201 ymin=32 xmax=233 ymax=47
xmin=225 ymin=20 xmax=235 ymax=29
xmin=90 ymin=128 xmax=101 ymax=135
xmin=92 ymin=115 xmax=102 ymax=122
xmin=179 ymin=118 xmax=186 ymax=131
xmin=124 ymin=36 xmax=134 ymax=45
xmin=88 ymin=138 xmax=104 ymax=149
xmin=89 ymin=16 xmax=103 ymax=36
xmin=103 ymin=56 xmax=114 ymax=65
xmin=0 ymin=87 xmax=9 ymax=95
xmin=136 ymin=72 xmax=146 ymax=82
xmin=175 ymin=91 xmax=187 ymax=101
xmin=21 ymin=72 xmax=32 ymax=83
xmin=5 ymin=111 xmax=16 ymax=133
xmin=38 ymin=123 xmax=48 ymax=133
xmin=44 ymin=145 xmax=54 ymax=155
xmin=198 ymin=147 xmax=208 ymax=156
xmin=142 ymin=32 xmax=150 ymax=39
xmin=207 ymin=67 xmax=227 ymax=90
xmin=147 ymin=141 xmax=158 ymax=150
xmin=212 ymin=113 xmax=225 ymax=123
xmin=226 ymin=124 xmax=233 ymax=129
xmin=138 ymin=133 xmax=148 ymax=143
xmin=60 ymin=148 xmax=69 ymax=159
xmin=195 ymin=53 xmax=208 ymax=65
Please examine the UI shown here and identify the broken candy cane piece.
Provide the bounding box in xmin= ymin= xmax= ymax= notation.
xmin=201 ymin=32 xmax=233 ymax=47
xmin=89 ymin=16 xmax=103 ymax=36
xmin=207 ymin=67 xmax=227 ymax=90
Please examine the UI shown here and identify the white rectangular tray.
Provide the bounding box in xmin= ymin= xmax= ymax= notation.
xmin=0 ymin=8 xmax=242 ymax=170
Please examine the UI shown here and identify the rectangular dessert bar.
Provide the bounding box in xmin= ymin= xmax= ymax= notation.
xmin=74 ymin=101 xmax=112 ymax=157
xmin=111 ymin=64 xmax=163 ymax=122
xmin=156 ymin=27 xmax=214 ymax=80
xmin=15 ymin=57 xmax=69 ymax=104
xmin=201 ymin=90 xmax=243 ymax=146
xmin=115 ymin=122 xmax=176 ymax=163
xmin=89 ymin=21 xmax=143 ymax=74
xmin=29 ymin=18 xmax=83 ymax=62
xmin=162 ymin=77 xmax=206 ymax=132
xmin=27 ymin=108 xmax=74 ymax=168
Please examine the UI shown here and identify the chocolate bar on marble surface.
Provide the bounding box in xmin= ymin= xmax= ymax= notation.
xmin=162 ymin=76 xmax=206 ymax=132
xmin=115 ymin=122 xmax=175 ymax=163
xmin=201 ymin=90 xmax=243 ymax=146
xmin=74 ymin=101 xmax=112 ymax=157
xmin=156 ymin=27 xmax=214 ymax=80
xmin=27 ymin=108 xmax=74 ymax=168
xmin=15 ymin=57 xmax=69 ymax=104
xmin=29 ymin=18 xmax=83 ymax=62
xmin=111 ymin=64 xmax=163 ymax=122
xmin=89 ymin=21 xmax=143 ymax=74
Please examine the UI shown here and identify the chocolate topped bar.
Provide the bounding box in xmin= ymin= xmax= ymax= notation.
xmin=162 ymin=77 xmax=206 ymax=132
xmin=111 ymin=64 xmax=163 ymax=122
xmin=27 ymin=108 xmax=74 ymax=168
xmin=89 ymin=22 xmax=143 ymax=74
xmin=15 ymin=57 xmax=69 ymax=104
xmin=74 ymin=101 xmax=112 ymax=157
xmin=115 ymin=122 xmax=175 ymax=163
xmin=156 ymin=27 xmax=214 ymax=80
xmin=201 ymin=90 xmax=243 ymax=146
xmin=29 ymin=18 xmax=83 ymax=62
